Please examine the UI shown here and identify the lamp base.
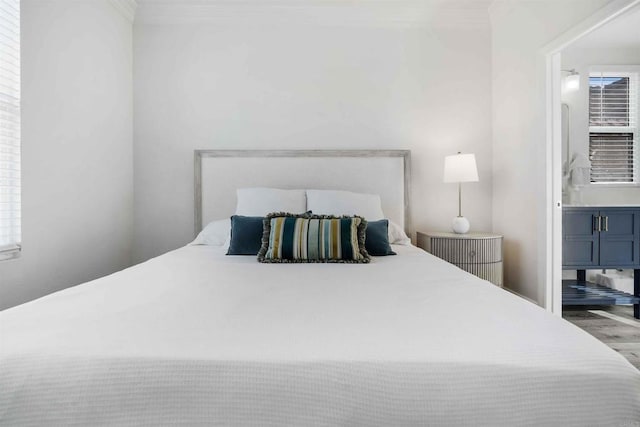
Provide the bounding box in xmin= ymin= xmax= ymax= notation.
xmin=452 ymin=216 xmax=470 ymax=234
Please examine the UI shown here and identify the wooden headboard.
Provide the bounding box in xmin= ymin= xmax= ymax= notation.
xmin=194 ymin=149 xmax=411 ymax=236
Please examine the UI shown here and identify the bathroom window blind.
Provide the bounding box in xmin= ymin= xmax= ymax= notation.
xmin=589 ymin=72 xmax=638 ymax=183
xmin=0 ymin=0 xmax=21 ymax=259
xmin=589 ymin=133 xmax=634 ymax=183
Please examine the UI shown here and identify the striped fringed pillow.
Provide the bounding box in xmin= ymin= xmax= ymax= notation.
xmin=257 ymin=212 xmax=370 ymax=263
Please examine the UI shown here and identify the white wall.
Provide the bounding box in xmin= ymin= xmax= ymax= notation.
xmin=0 ymin=0 xmax=134 ymax=310
xmin=490 ymin=0 xmax=611 ymax=304
xmin=562 ymin=46 xmax=640 ymax=205
xmin=5 ymin=0 xmax=625 ymax=310
xmin=133 ymin=12 xmax=493 ymax=262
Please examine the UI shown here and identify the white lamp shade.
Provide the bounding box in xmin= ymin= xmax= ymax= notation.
xmin=443 ymin=153 xmax=479 ymax=183
xmin=565 ymin=73 xmax=580 ymax=91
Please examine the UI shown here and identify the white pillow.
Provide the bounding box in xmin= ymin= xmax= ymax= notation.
xmin=306 ymin=189 xmax=384 ymax=221
xmin=235 ymin=188 xmax=306 ymax=216
xmin=191 ymin=218 xmax=230 ymax=246
xmin=388 ymin=221 xmax=411 ymax=245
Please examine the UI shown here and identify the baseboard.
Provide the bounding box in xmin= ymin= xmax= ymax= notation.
xmin=503 ymin=287 xmax=540 ymax=306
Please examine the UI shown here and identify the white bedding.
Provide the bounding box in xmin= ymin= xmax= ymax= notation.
xmin=1 ymin=245 xmax=639 ymax=426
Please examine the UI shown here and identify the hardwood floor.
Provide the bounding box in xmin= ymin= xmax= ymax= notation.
xmin=563 ymin=305 xmax=640 ymax=370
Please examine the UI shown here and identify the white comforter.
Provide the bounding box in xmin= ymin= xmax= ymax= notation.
xmin=1 ymin=245 xmax=639 ymax=426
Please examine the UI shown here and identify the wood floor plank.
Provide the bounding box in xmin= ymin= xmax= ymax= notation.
xmin=589 ymin=310 xmax=640 ymax=327
xmin=608 ymin=342 xmax=640 ymax=350
xmin=563 ymin=306 xmax=640 ymax=370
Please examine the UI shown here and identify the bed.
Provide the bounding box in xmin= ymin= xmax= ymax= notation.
xmin=1 ymin=150 xmax=639 ymax=426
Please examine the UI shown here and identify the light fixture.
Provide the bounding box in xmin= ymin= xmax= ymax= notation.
xmin=443 ymin=152 xmax=479 ymax=234
xmin=563 ymin=69 xmax=580 ymax=91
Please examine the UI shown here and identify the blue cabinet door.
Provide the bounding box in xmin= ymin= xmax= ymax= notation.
xmin=563 ymin=208 xmax=599 ymax=267
xmin=599 ymin=209 xmax=640 ymax=267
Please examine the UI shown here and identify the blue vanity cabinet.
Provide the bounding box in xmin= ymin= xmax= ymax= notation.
xmin=563 ymin=207 xmax=640 ymax=268
xmin=562 ymin=206 xmax=640 ymax=319
xmin=562 ymin=208 xmax=599 ymax=268
xmin=598 ymin=209 xmax=640 ymax=267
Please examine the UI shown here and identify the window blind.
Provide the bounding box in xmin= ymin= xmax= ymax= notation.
xmin=589 ymin=73 xmax=638 ymax=183
xmin=589 ymin=76 xmax=631 ymax=127
xmin=589 ymin=133 xmax=634 ymax=183
xmin=0 ymin=0 xmax=20 ymax=258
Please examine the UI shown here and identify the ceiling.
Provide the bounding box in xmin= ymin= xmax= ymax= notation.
xmin=570 ymin=4 xmax=640 ymax=50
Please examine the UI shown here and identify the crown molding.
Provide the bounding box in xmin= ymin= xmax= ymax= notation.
xmin=109 ymin=0 xmax=137 ymax=22
xmin=135 ymin=0 xmax=491 ymax=29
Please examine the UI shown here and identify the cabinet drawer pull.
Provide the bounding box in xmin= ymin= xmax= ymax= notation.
xmin=593 ymin=215 xmax=602 ymax=232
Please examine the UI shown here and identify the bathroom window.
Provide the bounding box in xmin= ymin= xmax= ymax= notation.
xmin=589 ymin=72 xmax=638 ymax=183
xmin=0 ymin=0 xmax=21 ymax=260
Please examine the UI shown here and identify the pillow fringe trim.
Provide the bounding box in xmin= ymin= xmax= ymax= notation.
xmin=257 ymin=212 xmax=370 ymax=264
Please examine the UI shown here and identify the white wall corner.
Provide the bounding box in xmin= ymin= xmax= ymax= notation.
xmin=487 ymin=0 xmax=515 ymax=25
xmin=109 ymin=0 xmax=137 ymax=22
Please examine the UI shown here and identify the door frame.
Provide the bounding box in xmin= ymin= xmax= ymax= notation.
xmin=543 ymin=0 xmax=640 ymax=315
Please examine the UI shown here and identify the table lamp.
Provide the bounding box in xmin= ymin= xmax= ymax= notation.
xmin=443 ymin=152 xmax=479 ymax=234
